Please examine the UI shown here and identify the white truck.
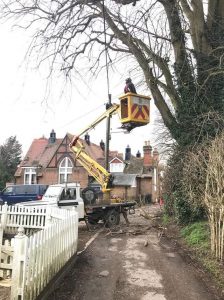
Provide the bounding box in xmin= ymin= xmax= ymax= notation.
xmin=20 ymin=182 xmax=135 ymax=227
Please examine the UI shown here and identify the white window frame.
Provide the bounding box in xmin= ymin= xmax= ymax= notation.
xmin=59 ymin=157 xmax=73 ymax=183
xmin=24 ymin=168 xmax=37 ymax=184
xmin=109 ymin=162 xmax=124 ymax=173
xmin=109 ymin=157 xmax=124 ymax=173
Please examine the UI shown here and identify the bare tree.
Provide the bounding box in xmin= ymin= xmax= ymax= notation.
xmin=1 ymin=0 xmax=224 ymax=145
xmin=181 ymin=132 xmax=224 ymax=260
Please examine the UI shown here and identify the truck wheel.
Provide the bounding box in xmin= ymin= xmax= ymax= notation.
xmin=82 ymin=187 xmax=97 ymax=205
xmin=105 ymin=209 xmax=120 ymax=227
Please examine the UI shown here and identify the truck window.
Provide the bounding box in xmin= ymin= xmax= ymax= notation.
xmin=60 ymin=188 xmax=76 ymax=200
xmin=69 ymin=188 xmax=76 ymax=199
xmin=60 ymin=189 xmax=66 ymax=200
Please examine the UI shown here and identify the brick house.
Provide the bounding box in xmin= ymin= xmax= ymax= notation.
xmin=15 ymin=130 xmax=123 ymax=188
xmin=110 ymin=142 xmax=161 ymax=202
xmin=14 ymin=130 xmax=161 ymax=202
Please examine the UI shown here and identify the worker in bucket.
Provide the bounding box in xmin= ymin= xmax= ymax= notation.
xmin=124 ymin=78 xmax=137 ymax=94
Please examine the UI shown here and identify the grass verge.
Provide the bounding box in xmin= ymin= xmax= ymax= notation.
xmin=180 ymin=221 xmax=224 ymax=291
xmin=160 ymin=215 xmax=224 ymax=296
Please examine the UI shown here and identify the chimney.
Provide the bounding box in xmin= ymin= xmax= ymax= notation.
xmin=143 ymin=141 xmax=152 ymax=166
xmin=153 ymin=148 xmax=159 ymax=161
xmin=100 ymin=140 xmax=105 ymax=151
xmin=49 ymin=129 xmax=56 ymax=144
xmin=125 ymin=145 xmax=131 ymax=160
xmin=84 ymin=133 xmax=90 ymax=145
xmin=136 ymin=150 xmax=141 ymax=158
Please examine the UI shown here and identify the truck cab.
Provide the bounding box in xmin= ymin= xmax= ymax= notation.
xmin=42 ymin=183 xmax=85 ymax=219
xmin=17 ymin=183 xmax=85 ymax=220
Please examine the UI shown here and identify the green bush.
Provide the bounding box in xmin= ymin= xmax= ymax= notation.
xmin=174 ymin=195 xmax=192 ymax=224
xmin=163 ymin=190 xmax=206 ymax=225
xmin=180 ymin=221 xmax=209 ymax=250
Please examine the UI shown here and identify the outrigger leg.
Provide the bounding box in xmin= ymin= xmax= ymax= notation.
xmin=121 ymin=208 xmax=130 ymax=226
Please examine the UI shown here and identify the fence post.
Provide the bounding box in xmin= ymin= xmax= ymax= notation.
xmin=0 ymin=224 xmax=3 ymax=278
xmin=11 ymin=227 xmax=28 ymax=300
xmin=1 ymin=203 xmax=8 ymax=230
xmin=45 ymin=206 xmax=52 ymax=227
xmin=0 ymin=203 xmax=7 ymax=274
xmin=72 ymin=209 xmax=78 ymax=253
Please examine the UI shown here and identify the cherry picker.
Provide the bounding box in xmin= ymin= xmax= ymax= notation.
xmin=69 ymin=92 xmax=151 ymax=226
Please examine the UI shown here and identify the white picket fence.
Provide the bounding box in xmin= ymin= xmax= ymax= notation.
xmin=0 ymin=204 xmax=78 ymax=300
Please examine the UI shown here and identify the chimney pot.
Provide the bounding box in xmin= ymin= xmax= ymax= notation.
xmin=85 ymin=133 xmax=90 ymax=145
xmin=125 ymin=145 xmax=131 ymax=160
xmin=100 ymin=139 xmax=105 ymax=151
xmin=136 ymin=150 xmax=141 ymax=158
xmin=49 ymin=129 xmax=56 ymax=144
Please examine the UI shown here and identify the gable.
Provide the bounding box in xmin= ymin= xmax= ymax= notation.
xmin=47 ymin=134 xmax=73 ymax=168
xmin=109 ymin=157 xmax=123 ymax=164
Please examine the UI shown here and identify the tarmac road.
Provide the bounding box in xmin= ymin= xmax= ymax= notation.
xmin=50 ymin=206 xmax=221 ymax=300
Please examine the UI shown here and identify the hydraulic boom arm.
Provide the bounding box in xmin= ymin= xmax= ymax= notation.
xmin=70 ymin=104 xmax=120 ymax=147
xmin=70 ymin=139 xmax=113 ymax=192
xmin=69 ymin=93 xmax=151 ymax=193
xmin=70 ymin=103 xmax=120 ymax=193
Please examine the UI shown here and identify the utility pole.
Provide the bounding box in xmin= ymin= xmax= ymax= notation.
xmin=104 ymin=93 xmax=112 ymax=204
xmin=105 ymin=93 xmax=112 ymax=171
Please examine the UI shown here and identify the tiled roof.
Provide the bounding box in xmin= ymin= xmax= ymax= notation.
xmin=112 ymin=173 xmax=137 ymax=186
xmin=124 ymin=156 xmax=143 ymax=174
xmin=39 ymin=141 xmax=62 ymax=167
xmin=15 ymin=133 xmax=121 ymax=176
xmin=67 ymin=132 xmax=106 ymax=160
xmin=123 ymin=155 xmax=153 ymax=177
xmin=15 ymin=136 xmax=63 ymax=176
xmin=82 ymin=139 xmax=105 ymax=161
xmin=20 ymin=137 xmax=62 ymax=168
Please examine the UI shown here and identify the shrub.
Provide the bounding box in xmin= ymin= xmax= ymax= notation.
xmin=181 ymin=221 xmax=209 ymax=249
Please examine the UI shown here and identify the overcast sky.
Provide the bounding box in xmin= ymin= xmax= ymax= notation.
xmin=0 ymin=22 xmax=156 ymax=159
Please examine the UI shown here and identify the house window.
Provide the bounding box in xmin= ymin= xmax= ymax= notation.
xmin=110 ymin=162 xmax=124 ymax=173
xmin=24 ymin=168 xmax=37 ymax=184
xmin=59 ymin=157 xmax=73 ymax=183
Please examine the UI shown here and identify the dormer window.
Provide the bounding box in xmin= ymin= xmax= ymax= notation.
xmin=109 ymin=157 xmax=124 ymax=173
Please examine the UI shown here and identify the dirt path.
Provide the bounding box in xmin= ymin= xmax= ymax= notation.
xmin=50 ymin=206 xmax=221 ymax=300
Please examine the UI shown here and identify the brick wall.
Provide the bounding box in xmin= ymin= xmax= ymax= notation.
xmin=110 ymin=186 xmax=137 ymax=201
xmin=15 ymin=167 xmax=89 ymax=189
